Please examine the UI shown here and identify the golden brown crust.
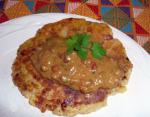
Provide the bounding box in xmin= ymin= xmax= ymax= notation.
xmin=12 ymin=18 xmax=132 ymax=116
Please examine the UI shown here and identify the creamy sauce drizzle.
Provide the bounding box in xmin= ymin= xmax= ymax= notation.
xmin=31 ymin=39 xmax=124 ymax=93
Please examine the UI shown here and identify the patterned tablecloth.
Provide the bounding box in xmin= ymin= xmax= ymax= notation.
xmin=0 ymin=0 xmax=150 ymax=53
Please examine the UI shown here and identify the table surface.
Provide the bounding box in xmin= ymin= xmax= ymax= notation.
xmin=0 ymin=0 xmax=150 ymax=53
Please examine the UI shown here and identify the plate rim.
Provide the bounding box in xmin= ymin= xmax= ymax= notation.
xmin=0 ymin=13 xmax=150 ymax=117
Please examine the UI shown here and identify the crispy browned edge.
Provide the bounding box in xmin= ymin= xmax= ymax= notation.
xmin=50 ymin=70 xmax=132 ymax=117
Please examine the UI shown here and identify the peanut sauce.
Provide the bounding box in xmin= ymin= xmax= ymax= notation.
xmin=31 ymin=38 xmax=124 ymax=93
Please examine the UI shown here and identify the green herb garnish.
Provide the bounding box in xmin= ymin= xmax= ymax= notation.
xmin=91 ymin=42 xmax=106 ymax=59
xmin=65 ymin=34 xmax=106 ymax=60
xmin=77 ymin=48 xmax=87 ymax=60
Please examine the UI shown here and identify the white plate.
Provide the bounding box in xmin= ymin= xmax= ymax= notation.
xmin=0 ymin=13 xmax=150 ymax=117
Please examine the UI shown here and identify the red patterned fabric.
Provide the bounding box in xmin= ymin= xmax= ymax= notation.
xmin=0 ymin=0 xmax=150 ymax=52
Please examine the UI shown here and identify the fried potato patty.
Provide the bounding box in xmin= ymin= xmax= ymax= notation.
xmin=12 ymin=18 xmax=132 ymax=116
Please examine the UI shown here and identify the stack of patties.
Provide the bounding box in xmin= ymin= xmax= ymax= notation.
xmin=12 ymin=18 xmax=132 ymax=116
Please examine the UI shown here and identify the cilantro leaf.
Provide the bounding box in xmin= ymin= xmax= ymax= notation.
xmin=66 ymin=35 xmax=78 ymax=47
xmin=65 ymin=34 xmax=90 ymax=59
xmin=77 ymin=48 xmax=87 ymax=60
xmin=66 ymin=35 xmax=78 ymax=54
xmin=91 ymin=42 xmax=106 ymax=59
xmin=75 ymin=43 xmax=81 ymax=50
xmin=65 ymin=34 xmax=106 ymax=60
xmin=80 ymin=34 xmax=91 ymax=48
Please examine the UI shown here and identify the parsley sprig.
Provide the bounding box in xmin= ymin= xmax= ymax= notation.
xmin=91 ymin=42 xmax=106 ymax=59
xmin=65 ymin=34 xmax=106 ymax=60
